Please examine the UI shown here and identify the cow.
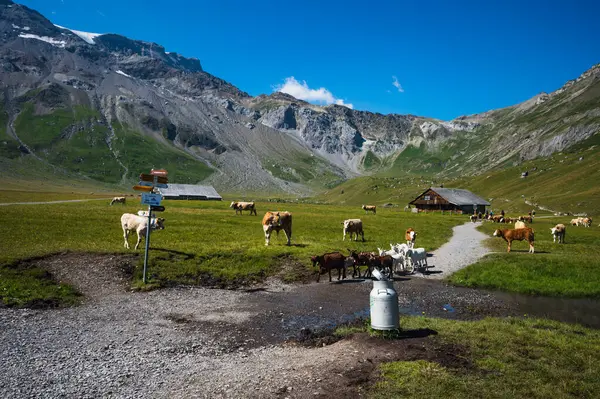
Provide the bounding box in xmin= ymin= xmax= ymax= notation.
xmin=493 ymin=228 xmax=535 ymax=253
xmin=518 ymin=215 xmax=533 ymax=223
xmin=581 ymin=217 xmax=592 ymax=227
xmin=311 ymin=252 xmax=351 ymax=282
xmin=110 ymin=196 xmax=126 ymax=206
xmin=342 ymin=219 xmax=364 ymax=242
xmin=121 ymin=213 xmax=165 ymax=250
xmin=405 ymin=228 xmax=417 ymax=248
xmin=230 ymin=201 xmax=257 ymax=216
xmin=514 ymin=221 xmax=527 ymax=229
xmin=262 ymin=211 xmax=292 ymax=246
xmin=570 ymin=218 xmax=581 ymax=226
xmin=550 ymin=224 xmax=566 ymax=244
xmin=362 ymin=205 xmax=377 ymax=214
xmin=470 ymin=214 xmax=477 ymax=223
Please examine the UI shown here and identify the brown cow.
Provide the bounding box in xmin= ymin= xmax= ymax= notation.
xmin=262 ymin=211 xmax=292 ymax=246
xmin=362 ymin=205 xmax=377 ymax=214
xmin=493 ymin=228 xmax=535 ymax=253
xmin=311 ymin=252 xmax=352 ymax=282
xmin=110 ymin=196 xmax=126 ymax=206
xmin=230 ymin=201 xmax=257 ymax=215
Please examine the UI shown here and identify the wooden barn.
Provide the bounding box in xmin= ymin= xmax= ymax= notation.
xmin=156 ymin=184 xmax=222 ymax=201
xmin=409 ymin=187 xmax=490 ymax=214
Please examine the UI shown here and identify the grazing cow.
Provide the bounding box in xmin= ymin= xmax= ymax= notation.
xmin=362 ymin=205 xmax=377 ymax=214
xmin=514 ymin=221 xmax=527 ymax=229
xmin=550 ymin=224 xmax=566 ymax=244
xmin=581 ymin=217 xmax=592 ymax=227
xmin=120 ymin=213 xmax=165 ymax=250
xmin=230 ymin=201 xmax=257 ymax=216
xmin=570 ymin=218 xmax=581 ymax=226
xmin=342 ymin=219 xmax=365 ymax=242
xmin=470 ymin=214 xmax=478 ymax=223
xmin=262 ymin=211 xmax=292 ymax=246
xmin=311 ymin=252 xmax=348 ymax=282
xmin=493 ymin=228 xmax=535 ymax=253
xmin=518 ymin=215 xmax=533 ymax=223
xmin=405 ymin=228 xmax=417 ymax=248
xmin=110 ymin=196 xmax=126 ymax=206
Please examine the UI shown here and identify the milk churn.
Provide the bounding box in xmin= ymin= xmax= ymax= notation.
xmin=369 ymin=270 xmax=399 ymax=330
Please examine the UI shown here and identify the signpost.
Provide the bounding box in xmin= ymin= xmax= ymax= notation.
xmin=136 ymin=169 xmax=169 ymax=283
xmin=132 ymin=184 xmax=154 ymax=192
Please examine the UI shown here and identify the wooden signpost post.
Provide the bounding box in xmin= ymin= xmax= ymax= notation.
xmin=133 ymin=169 xmax=168 ymax=283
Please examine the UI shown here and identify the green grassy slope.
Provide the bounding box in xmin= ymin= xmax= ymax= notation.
xmin=112 ymin=124 xmax=213 ymax=184
xmin=454 ymin=133 xmax=600 ymax=215
xmin=449 ymin=217 xmax=600 ymax=297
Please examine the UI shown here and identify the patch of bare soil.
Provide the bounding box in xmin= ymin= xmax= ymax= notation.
xmin=16 ymin=252 xmax=138 ymax=300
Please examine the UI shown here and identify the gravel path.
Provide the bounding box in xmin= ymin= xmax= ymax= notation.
xmin=422 ymin=221 xmax=490 ymax=279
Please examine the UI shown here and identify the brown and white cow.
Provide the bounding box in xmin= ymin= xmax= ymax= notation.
xmin=110 ymin=196 xmax=126 ymax=206
xmin=405 ymin=228 xmax=417 ymax=248
xmin=550 ymin=224 xmax=566 ymax=244
xmin=230 ymin=201 xmax=257 ymax=216
xmin=342 ymin=219 xmax=365 ymax=242
xmin=262 ymin=211 xmax=292 ymax=246
xmin=493 ymin=228 xmax=535 ymax=253
xmin=362 ymin=205 xmax=377 ymax=214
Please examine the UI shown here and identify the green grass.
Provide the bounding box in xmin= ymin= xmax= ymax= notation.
xmin=0 ymin=264 xmax=82 ymax=308
xmin=449 ymin=218 xmax=600 ymax=297
xmin=112 ymin=124 xmax=213 ymax=184
xmin=369 ymin=316 xmax=600 ymax=399
xmin=0 ymin=197 xmax=464 ymax=305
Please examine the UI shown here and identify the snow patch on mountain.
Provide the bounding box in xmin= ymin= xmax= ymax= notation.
xmin=54 ymin=24 xmax=103 ymax=45
xmin=18 ymin=33 xmax=66 ymax=48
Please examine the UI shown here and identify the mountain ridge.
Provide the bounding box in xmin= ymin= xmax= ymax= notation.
xmin=0 ymin=0 xmax=598 ymax=198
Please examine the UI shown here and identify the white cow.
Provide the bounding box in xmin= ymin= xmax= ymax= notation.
xmin=121 ymin=213 xmax=165 ymax=250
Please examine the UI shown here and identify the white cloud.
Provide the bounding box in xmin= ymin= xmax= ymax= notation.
xmin=392 ymin=76 xmax=404 ymax=93
xmin=274 ymin=77 xmax=353 ymax=109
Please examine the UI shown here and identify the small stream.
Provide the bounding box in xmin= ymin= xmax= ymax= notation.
xmin=246 ymin=278 xmax=600 ymax=344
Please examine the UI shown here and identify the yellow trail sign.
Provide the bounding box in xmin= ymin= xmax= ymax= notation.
xmin=132 ymin=185 xmax=154 ymax=192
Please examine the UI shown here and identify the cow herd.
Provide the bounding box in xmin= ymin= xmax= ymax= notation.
xmin=479 ymin=210 xmax=594 ymax=253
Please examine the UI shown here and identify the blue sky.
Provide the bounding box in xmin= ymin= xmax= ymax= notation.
xmin=16 ymin=0 xmax=600 ymax=120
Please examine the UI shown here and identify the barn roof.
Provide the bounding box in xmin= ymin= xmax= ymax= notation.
xmin=157 ymin=184 xmax=222 ymax=200
xmin=429 ymin=187 xmax=490 ymax=206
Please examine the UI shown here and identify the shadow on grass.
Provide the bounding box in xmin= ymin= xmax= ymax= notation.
xmin=398 ymin=328 xmax=438 ymax=339
xmin=508 ymin=250 xmax=550 ymax=254
xmin=290 ymin=243 xmax=309 ymax=248
xmin=149 ymin=247 xmax=196 ymax=259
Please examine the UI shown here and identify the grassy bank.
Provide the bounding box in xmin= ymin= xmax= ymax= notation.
xmin=0 ymin=197 xmax=465 ymax=305
xmin=369 ymin=316 xmax=600 ymax=398
xmin=449 ymin=217 xmax=600 ymax=297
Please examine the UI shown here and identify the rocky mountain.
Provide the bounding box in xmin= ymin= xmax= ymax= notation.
xmin=1 ymin=0 xmax=598 ymax=195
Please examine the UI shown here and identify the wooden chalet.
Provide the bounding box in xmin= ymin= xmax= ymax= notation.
xmin=409 ymin=187 xmax=490 ymax=214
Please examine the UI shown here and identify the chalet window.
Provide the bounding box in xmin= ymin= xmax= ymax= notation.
xmin=424 ymin=195 xmax=431 ymax=200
